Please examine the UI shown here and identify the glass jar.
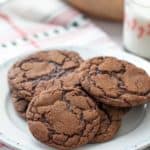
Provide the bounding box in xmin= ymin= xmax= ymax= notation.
xmin=123 ymin=0 xmax=150 ymax=59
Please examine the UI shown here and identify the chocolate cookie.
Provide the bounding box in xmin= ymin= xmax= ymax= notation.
xmin=35 ymin=76 xmax=127 ymax=144
xmin=26 ymin=87 xmax=100 ymax=150
xmin=8 ymin=50 xmax=83 ymax=118
xmin=79 ymin=57 xmax=150 ymax=107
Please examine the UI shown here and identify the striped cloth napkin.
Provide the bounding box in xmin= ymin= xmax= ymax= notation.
xmin=0 ymin=0 xmax=121 ymax=149
xmin=0 ymin=0 xmax=121 ymax=65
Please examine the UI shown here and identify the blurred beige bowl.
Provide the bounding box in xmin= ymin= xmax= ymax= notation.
xmin=67 ymin=0 xmax=124 ymax=21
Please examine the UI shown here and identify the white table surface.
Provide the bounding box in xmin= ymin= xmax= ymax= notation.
xmin=93 ymin=19 xmax=123 ymax=47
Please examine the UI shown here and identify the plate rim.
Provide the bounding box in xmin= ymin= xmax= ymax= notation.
xmin=0 ymin=47 xmax=150 ymax=150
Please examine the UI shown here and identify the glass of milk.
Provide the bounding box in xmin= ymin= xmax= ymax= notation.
xmin=123 ymin=0 xmax=150 ymax=59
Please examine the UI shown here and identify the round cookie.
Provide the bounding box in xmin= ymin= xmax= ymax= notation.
xmin=26 ymin=87 xmax=100 ymax=150
xmin=34 ymin=76 xmax=127 ymax=143
xmin=79 ymin=57 xmax=150 ymax=107
xmin=8 ymin=50 xmax=83 ymax=118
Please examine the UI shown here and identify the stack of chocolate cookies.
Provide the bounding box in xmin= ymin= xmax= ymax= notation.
xmin=8 ymin=50 xmax=150 ymax=150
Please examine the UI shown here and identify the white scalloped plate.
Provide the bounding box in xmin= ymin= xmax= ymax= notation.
xmin=0 ymin=47 xmax=150 ymax=150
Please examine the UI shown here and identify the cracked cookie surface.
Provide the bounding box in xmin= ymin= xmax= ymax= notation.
xmin=8 ymin=50 xmax=83 ymax=118
xmin=91 ymin=104 xmax=127 ymax=143
xmin=26 ymin=87 xmax=100 ymax=150
xmin=79 ymin=57 xmax=150 ymax=107
xmin=34 ymin=77 xmax=127 ymax=144
xmin=34 ymin=72 xmax=81 ymax=96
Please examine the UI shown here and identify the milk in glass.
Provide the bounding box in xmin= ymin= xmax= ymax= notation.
xmin=123 ymin=0 xmax=150 ymax=59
